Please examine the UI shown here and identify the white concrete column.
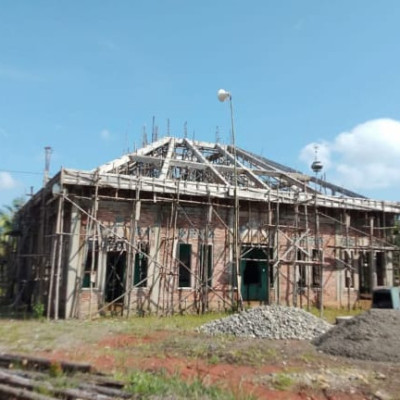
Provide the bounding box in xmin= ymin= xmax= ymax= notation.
xmin=148 ymin=224 xmax=161 ymax=312
xmin=65 ymin=205 xmax=82 ymax=318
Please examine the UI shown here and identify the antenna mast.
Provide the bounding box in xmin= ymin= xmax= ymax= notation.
xmin=215 ymin=126 xmax=220 ymax=143
xmin=142 ymin=126 xmax=148 ymax=147
xmin=151 ymin=116 xmax=158 ymax=142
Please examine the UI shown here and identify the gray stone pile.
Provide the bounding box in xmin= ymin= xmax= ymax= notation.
xmin=199 ymin=305 xmax=332 ymax=340
xmin=313 ymin=309 xmax=400 ymax=362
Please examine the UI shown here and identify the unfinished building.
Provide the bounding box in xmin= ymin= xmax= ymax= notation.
xmin=6 ymin=137 xmax=400 ymax=318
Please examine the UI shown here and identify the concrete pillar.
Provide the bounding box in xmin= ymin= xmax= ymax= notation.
xmin=386 ymin=250 xmax=394 ymax=286
xmin=65 ymin=205 xmax=82 ymax=319
xmin=148 ymin=224 xmax=161 ymax=312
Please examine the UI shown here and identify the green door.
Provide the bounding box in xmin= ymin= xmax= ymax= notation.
xmin=240 ymin=247 xmax=268 ymax=301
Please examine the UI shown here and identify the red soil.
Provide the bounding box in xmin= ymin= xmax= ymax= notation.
xmin=39 ymin=332 xmax=367 ymax=400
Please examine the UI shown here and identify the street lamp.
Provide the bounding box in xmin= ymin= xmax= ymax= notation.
xmin=217 ymin=89 xmax=242 ymax=310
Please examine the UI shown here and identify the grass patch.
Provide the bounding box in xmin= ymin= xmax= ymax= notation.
xmin=158 ymin=333 xmax=280 ymax=367
xmin=126 ymin=369 xmax=253 ymax=399
xmin=271 ymin=373 xmax=294 ymax=391
xmin=308 ymin=306 xmax=363 ymax=324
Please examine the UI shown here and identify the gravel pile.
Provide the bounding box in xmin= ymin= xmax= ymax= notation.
xmin=199 ymin=305 xmax=332 ymax=340
xmin=313 ymin=309 xmax=400 ymax=362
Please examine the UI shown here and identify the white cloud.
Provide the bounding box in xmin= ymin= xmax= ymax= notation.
xmin=100 ymin=129 xmax=111 ymax=140
xmin=299 ymin=118 xmax=400 ymax=192
xmin=0 ymin=172 xmax=18 ymax=190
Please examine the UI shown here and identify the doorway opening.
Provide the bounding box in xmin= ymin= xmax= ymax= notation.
xmin=240 ymin=246 xmax=269 ymax=302
xmin=105 ymin=251 xmax=126 ymax=307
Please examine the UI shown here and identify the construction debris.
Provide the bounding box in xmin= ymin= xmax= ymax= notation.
xmin=313 ymin=309 xmax=400 ymax=362
xmin=198 ymin=305 xmax=332 ymax=340
xmin=0 ymin=353 xmax=91 ymax=373
xmin=0 ymin=353 xmax=131 ymax=400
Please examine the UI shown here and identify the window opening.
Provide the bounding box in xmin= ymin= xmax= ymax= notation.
xmin=359 ymin=252 xmax=372 ymax=295
xmin=376 ymin=252 xmax=385 ymax=286
xmin=200 ymin=244 xmax=213 ymax=287
xmin=134 ymin=242 xmax=149 ymax=287
xmin=344 ymin=251 xmax=354 ymax=288
xmin=312 ymin=249 xmax=322 ymax=287
xmin=178 ymin=243 xmax=192 ymax=288
xmin=82 ymin=240 xmax=99 ymax=288
xmin=105 ymin=251 xmax=126 ymax=303
xmin=297 ymin=249 xmax=307 ymax=288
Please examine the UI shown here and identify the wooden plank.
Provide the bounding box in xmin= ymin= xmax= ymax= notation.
xmin=0 ymin=353 xmax=91 ymax=373
xmin=0 ymin=383 xmax=57 ymax=400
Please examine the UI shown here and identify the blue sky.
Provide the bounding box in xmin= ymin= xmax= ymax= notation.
xmin=2 ymin=0 xmax=400 ymax=208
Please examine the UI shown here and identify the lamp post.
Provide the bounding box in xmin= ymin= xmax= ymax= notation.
xmin=217 ymin=89 xmax=242 ymax=310
xmin=311 ymin=146 xmax=323 ymax=317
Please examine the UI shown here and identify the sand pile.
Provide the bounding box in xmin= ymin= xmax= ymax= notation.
xmin=313 ymin=309 xmax=400 ymax=362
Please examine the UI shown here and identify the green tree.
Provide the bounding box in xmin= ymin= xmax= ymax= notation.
xmin=0 ymin=197 xmax=25 ymax=256
xmin=0 ymin=197 xmax=25 ymax=298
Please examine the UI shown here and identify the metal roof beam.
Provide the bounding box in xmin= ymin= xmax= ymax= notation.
xmin=158 ymin=138 xmax=175 ymax=180
xmin=183 ymin=139 xmax=229 ymax=185
xmin=216 ymin=144 xmax=270 ymax=189
xmin=234 ymin=147 xmax=316 ymax=193
xmin=97 ymin=136 xmax=171 ymax=173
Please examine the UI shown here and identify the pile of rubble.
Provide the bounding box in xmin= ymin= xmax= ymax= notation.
xmin=199 ymin=305 xmax=332 ymax=340
xmin=313 ymin=309 xmax=400 ymax=362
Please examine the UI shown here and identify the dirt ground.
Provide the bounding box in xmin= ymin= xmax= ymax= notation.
xmin=34 ymin=328 xmax=400 ymax=400
xmin=0 ymin=314 xmax=399 ymax=399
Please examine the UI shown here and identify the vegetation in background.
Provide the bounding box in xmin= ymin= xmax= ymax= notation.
xmin=0 ymin=198 xmax=24 ymax=239
xmin=32 ymin=302 xmax=45 ymax=319
xmin=0 ymin=197 xmax=24 ymax=260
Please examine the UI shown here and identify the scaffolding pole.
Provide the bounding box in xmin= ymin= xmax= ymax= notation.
xmin=54 ymin=193 xmax=64 ymax=320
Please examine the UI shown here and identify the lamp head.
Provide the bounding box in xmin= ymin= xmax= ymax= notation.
xmin=217 ymin=89 xmax=231 ymax=102
xmin=51 ymin=182 xmax=61 ymax=196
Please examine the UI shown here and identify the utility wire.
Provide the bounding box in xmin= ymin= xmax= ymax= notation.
xmin=0 ymin=169 xmax=43 ymax=176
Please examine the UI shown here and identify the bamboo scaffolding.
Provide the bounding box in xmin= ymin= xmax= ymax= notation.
xmin=292 ymin=203 xmax=299 ymax=307
xmin=124 ymin=187 xmax=139 ymax=317
xmin=46 ymin=197 xmax=61 ymax=320
xmin=169 ymin=194 xmax=179 ymax=314
xmin=275 ymin=191 xmax=280 ymax=305
xmin=315 ymin=194 xmax=323 ymax=317
xmin=88 ymin=179 xmax=99 ymax=320
xmin=54 ymin=194 xmax=64 ymax=320
xmin=63 ymin=194 xmax=234 ymax=317
xmin=18 ymin=166 xmax=400 ymax=318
